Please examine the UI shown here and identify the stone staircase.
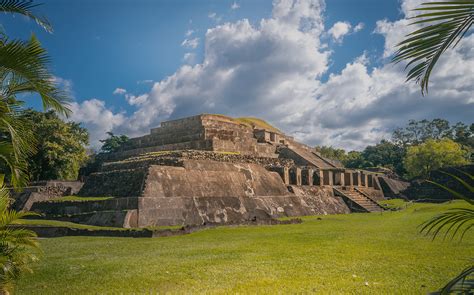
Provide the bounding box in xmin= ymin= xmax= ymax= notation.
xmin=334 ymin=188 xmax=384 ymax=213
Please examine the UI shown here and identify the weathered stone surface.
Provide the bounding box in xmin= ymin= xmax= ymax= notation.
xmin=22 ymin=114 xmax=390 ymax=229
xmin=287 ymin=186 xmax=350 ymax=215
xmin=11 ymin=181 xmax=83 ymax=211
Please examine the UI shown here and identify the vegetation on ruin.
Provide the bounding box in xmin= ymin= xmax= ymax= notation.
xmin=44 ymin=196 xmax=113 ymax=203
xmin=14 ymin=200 xmax=474 ymax=294
xmin=234 ymin=117 xmax=281 ymax=133
xmin=99 ymin=132 xmax=129 ymax=153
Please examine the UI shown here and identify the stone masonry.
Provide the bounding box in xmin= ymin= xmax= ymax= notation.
xmin=25 ymin=114 xmax=396 ymax=228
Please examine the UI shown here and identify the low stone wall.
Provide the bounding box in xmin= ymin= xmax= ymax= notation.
xmin=30 ymin=197 xmax=138 ymax=216
xmin=11 ymin=181 xmax=83 ymax=211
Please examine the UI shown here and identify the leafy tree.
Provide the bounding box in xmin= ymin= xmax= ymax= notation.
xmin=0 ymin=175 xmax=40 ymax=294
xmin=360 ymin=140 xmax=406 ymax=175
xmin=343 ymin=141 xmax=406 ymax=176
xmin=404 ymin=138 xmax=469 ymax=179
xmin=343 ymin=151 xmax=367 ymax=169
xmin=393 ymin=1 xmax=474 ymax=95
xmin=99 ymin=132 xmax=129 ymax=153
xmin=392 ymin=118 xmax=473 ymax=148
xmin=314 ymin=145 xmax=347 ymax=162
xmin=19 ymin=110 xmax=88 ymax=181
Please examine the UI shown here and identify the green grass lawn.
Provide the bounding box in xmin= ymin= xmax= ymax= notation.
xmin=17 ymin=201 xmax=473 ymax=294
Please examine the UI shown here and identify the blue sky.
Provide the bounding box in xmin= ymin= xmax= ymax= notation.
xmin=2 ymin=0 xmax=473 ymax=150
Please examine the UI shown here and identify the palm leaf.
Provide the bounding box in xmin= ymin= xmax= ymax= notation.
xmin=420 ymin=170 xmax=474 ymax=240
xmin=420 ymin=208 xmax=474 ymax=240
xmin=0 ymin=174 xmax=40 ymax=293
xmin=393 ymin=0 xmax=474 ymax=95
xmin=0 ymin=36 xmax=71 ymax=116
xmin=0 ymin=0 xmax=52 ymax=32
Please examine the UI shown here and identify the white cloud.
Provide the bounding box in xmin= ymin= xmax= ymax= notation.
xmin=51 ymin=76 xmax=73 ymax=96
xmin=231 ymin=2 xmax=240 ymax=10
xmin=185 ymin=29 xmax=194 ymax=37
xmin=353 ymin=22 xmax=364 ymax=32
xmin=181 ymin=37 xmax=199 ymax=49
xmin=125 ymin=93 xmax=148 ymax=106
xmin=69 ymin=99 xmax=126 ymax=149
xmin=74 ymin=0 xmax=473 ymax=151
xmin=183 ymin=52 xmax=196 ymax=64
xmin=328 ymin=21 xmax=351 ymax=42
xmin=113 ymin=88 xmax=127 ymax=95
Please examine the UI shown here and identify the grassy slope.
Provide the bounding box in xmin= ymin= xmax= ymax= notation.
xmin=17 ymin=201 xmax=473 ymax=294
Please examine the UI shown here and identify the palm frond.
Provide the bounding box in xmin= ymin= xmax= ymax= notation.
xmin=0 ymin=36 xmax=71 ymax=116
xmin=420 ymin=208 xmax=474 ymax=240
xmin=0 ymin=0 xmax=52 ymax=32
xmin=420 ymin=169 xmax=474 ymax=240
xmin=393 ymin=0 xmax=474 ymax=95
xmin=0 ymin=174 xmax=40 ymax=292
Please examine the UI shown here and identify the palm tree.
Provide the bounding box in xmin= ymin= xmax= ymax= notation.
xmin=393 ymin=0 xmax=474 ymax=95
xmin=0 ymin=0 xmax=70 ymax=187
xmin=0 ymin=1 xmax=67 ymax=292
xmin=0 ymin=175 xmax=39 ymax=295
xmin=0 ymin=0 xmax=52 ymax=32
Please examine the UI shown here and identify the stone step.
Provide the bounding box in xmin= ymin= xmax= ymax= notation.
xmin=334 ymin=188 xmax=384 ymax=213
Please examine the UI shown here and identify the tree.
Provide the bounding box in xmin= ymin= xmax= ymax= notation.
xmin=392 ymin=118 xmax=473 ymax=148
xmin=404 ymin=138 xmax=469 ymax=179
xmin=343 ymin=151 xmax=367 ymax=169
xmin=0 ymin=0 xmax=70 ymax=187
xmin=99 ymin=132 xmax=129 ymax=153
xmin=314 ymin=145 xmax=347 ymax=162
xmin=393 ymin=0 xmax=474 ymax=95
xmin=0 ymin=175 xmax=39 ymax=294
xmin=0 ymin=1 xmax=68 ymax=291
xmin=360 ymin=140 xmax=406 ymax=175
xmin=20 ymin=110 xmax=88 ymax=181
xmin=342 ymin=141 xmax=406 ymax=176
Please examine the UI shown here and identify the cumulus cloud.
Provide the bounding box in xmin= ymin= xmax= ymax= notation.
xmin=69 ymin=99 xmax=126 ymax=149
xmin=71 ymin=0 xmax=473 ymax=151
xmin=183 ymin=52 xmax=196 ymax=64
xmin=125 ymin=93 xmax=148 ymax=106
xmin=185 ymin=29 xmax=194 ymax=37
xmin=328 ymin=21 xmax=351 ymax=42
xmin=113 ymin=88 xmax=127 ymax=95
xmin=181 ymin=37 xmax=199 ymax=49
